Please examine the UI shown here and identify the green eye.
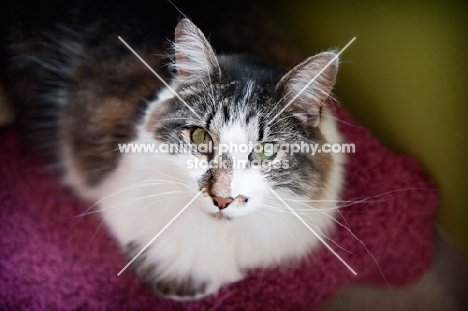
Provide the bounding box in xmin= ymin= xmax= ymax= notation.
xmin=251 ymin=142 xmax=276 ymax=161
xmin=191 ymin=128 xmax=212 ymax=147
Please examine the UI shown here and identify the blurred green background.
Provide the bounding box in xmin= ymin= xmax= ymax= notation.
xmin=261 ymin=0 xmax=468 ymax=256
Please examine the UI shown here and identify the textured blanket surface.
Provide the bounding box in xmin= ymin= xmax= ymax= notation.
xmin=0 ymin=105 xmax=438 ymax=310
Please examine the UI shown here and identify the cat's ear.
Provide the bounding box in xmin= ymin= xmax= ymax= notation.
xmin=173 ymin=19 xmax=221 ymax=87
xmin=275 ymin=52 xmax=338 ymax=126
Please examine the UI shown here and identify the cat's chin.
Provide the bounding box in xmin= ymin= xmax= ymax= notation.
xmin=208 ymin=211 xmax=233 ymax=221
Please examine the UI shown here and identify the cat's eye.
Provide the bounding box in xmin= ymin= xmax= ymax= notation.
xmin=250 ymin=142 xmax=276 ymax=161
xmin=191 ymin=128 xmax=213 ymax=149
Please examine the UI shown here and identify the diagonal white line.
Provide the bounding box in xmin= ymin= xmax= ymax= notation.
xmin=268 ymin=37 xmax=356 ymax=125
xmin=117 ymin=190 xmax=203 ymax=276
xmin=269 ymin=188 xmax=357 ymax=275
xmin=118 ymin=36 xmax=203 ymax=121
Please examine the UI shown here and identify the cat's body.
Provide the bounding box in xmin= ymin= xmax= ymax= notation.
xmin=2 ymin=4 xmax=344 ymax=299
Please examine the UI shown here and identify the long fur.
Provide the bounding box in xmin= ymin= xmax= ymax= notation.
xmin=54 ymin=18 xmax=345 ymax=298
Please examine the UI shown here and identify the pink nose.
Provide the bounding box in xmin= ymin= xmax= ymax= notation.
xmin=212 ymin=197 xmax=234 ymax=210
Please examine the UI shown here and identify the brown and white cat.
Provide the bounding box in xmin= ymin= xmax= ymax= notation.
xmin=2 ymin=7 xmax=344 ymax=299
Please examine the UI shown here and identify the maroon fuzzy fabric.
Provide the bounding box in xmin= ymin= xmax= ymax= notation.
xmin=0 ymin=104 xmax=438 ymax=310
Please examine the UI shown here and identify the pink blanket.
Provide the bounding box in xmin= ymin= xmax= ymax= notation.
xmin=0 ymin=106 xmax=438 ymax=310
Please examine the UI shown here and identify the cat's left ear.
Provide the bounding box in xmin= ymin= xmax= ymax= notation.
xmin=173 ymin=19 xmax=221 ymax=87
xmin=275 ymin=52 xmax=338 ymax=126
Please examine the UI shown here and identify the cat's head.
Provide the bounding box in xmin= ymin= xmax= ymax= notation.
xmin=143 ymin=19 xmax=341 ymax=220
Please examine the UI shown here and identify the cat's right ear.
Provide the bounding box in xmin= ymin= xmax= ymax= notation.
xmin=172 ymin=19 xmax=221 ymax=87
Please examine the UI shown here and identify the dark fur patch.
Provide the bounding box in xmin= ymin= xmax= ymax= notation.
xmin=125 ymin=241 xmax=206 ymax=298
xmin=62 ymin=40 xmax=167 ymax=186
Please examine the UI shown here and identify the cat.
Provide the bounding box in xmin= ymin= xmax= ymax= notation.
xmin=2 ymin=7 xmax=344 ymax=299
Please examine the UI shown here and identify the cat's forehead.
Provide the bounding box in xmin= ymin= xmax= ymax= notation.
xmin=188 ymin=81 xmax=267 ymax=123
xmin=148 ymin=78 xmax=283 ymax=144
xmin=193 ymin=80 xmax=265 ymax=107
xmin=219 ymin=122 xmax=248 ymax=145
xmin=208 ymin=100 xmax=266 ymax=141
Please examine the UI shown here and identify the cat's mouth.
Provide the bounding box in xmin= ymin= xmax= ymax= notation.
xmin=209 ymin=211 xmax=232 ymax=221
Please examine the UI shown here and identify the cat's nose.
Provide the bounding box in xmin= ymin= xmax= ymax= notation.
xmin=212 ymin=196 xmax=234 ymax=210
